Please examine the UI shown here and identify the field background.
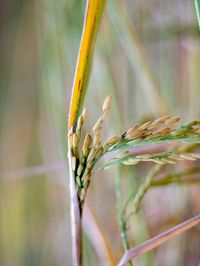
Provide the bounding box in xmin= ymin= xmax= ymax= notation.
xmin=0 ymin=0 xmax=200 ymax=265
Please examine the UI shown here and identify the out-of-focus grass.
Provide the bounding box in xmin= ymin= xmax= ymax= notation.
xmin=0 ymin=0 xmax=200 ymax=265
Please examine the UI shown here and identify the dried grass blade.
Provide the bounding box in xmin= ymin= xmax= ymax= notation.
xmin=84 ymin=203 xmax=116 ymax=266
xmin=68 ymin=0 xmax=106 ymax=129
xmin=118 ymin=214 xmax=200 ymax=266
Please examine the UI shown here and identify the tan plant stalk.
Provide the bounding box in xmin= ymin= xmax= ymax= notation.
xmin=68 ymin=1 xmax=106 ymax=265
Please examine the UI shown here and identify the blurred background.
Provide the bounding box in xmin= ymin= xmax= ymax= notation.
xmin=0 ymin=0 xmax=200 ymax=265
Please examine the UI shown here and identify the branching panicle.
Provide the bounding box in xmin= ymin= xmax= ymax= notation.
xmin=69 ymin=96 xmax=200 ymax=209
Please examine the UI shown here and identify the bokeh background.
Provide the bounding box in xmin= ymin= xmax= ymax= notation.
xmin=0 ymin=0 xmax=200 ymax=265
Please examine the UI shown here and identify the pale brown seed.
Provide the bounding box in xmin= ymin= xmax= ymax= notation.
xmin=126 ymin=130 xmax=144 ymax=140
xmin=104 ymin=136 xmax=119 ymax=146
xmin=148 ymin=116 xmax=170 ymax=130
xmin=93 ymin=133 xmax=101 ymax=149
xmin=164 ymin=116 xmax=180 ymax=126
xmin=87 ymin=148 xmax=96 ymax=163
xmin=152 ymin=127 xmax=171 ymax=136
xmin=81 ymin=168 xmax=89 ymax=181
xmin=138 ymin=121 xmax=152 ymax=131
xmin=93 ymin=117 xmax=103 ymax=132
xmin=72 ymin=132 xmax=78 ymax=149
xmin=69 ymin=134 xmax=73 ymax=149
xmin=87 ymin=159 xmax=94 ymax=170
xmin=102 ymin=96 xmax=112 ymax=114
xmin=126 ymin=124 xmax=138 ymax=135
xmin=154 ymin=115 xmax=171 ymax=124
xmin=82 ymin=134 xmax=92 ymax=157
xmin=95 ymin=146 xmax=103 ymax=159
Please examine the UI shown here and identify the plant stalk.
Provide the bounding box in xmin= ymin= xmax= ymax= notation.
xmin=68 ymin=144 xmax=83 ymax=266
xmin=67 ymin=1 xmax=106 ymax=265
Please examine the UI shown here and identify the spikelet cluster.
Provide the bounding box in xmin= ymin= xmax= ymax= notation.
xmin=103 ymin=116 xmax=200 ymax=153
xmin=69 ymin=96 xmax=112 ymax=204
xmin=102 ymin=151 xmax=200 ymax=169
xmin=69 ymin=95 xmax=200 ymax=205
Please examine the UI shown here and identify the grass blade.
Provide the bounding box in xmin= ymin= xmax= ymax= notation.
xmin=68 ymin=0 xmax=106 ymax=130
xmin=194 ymin=0 xmax=200 ymax=29
xmin=118 ymin=214 xmax=200 ymax=266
